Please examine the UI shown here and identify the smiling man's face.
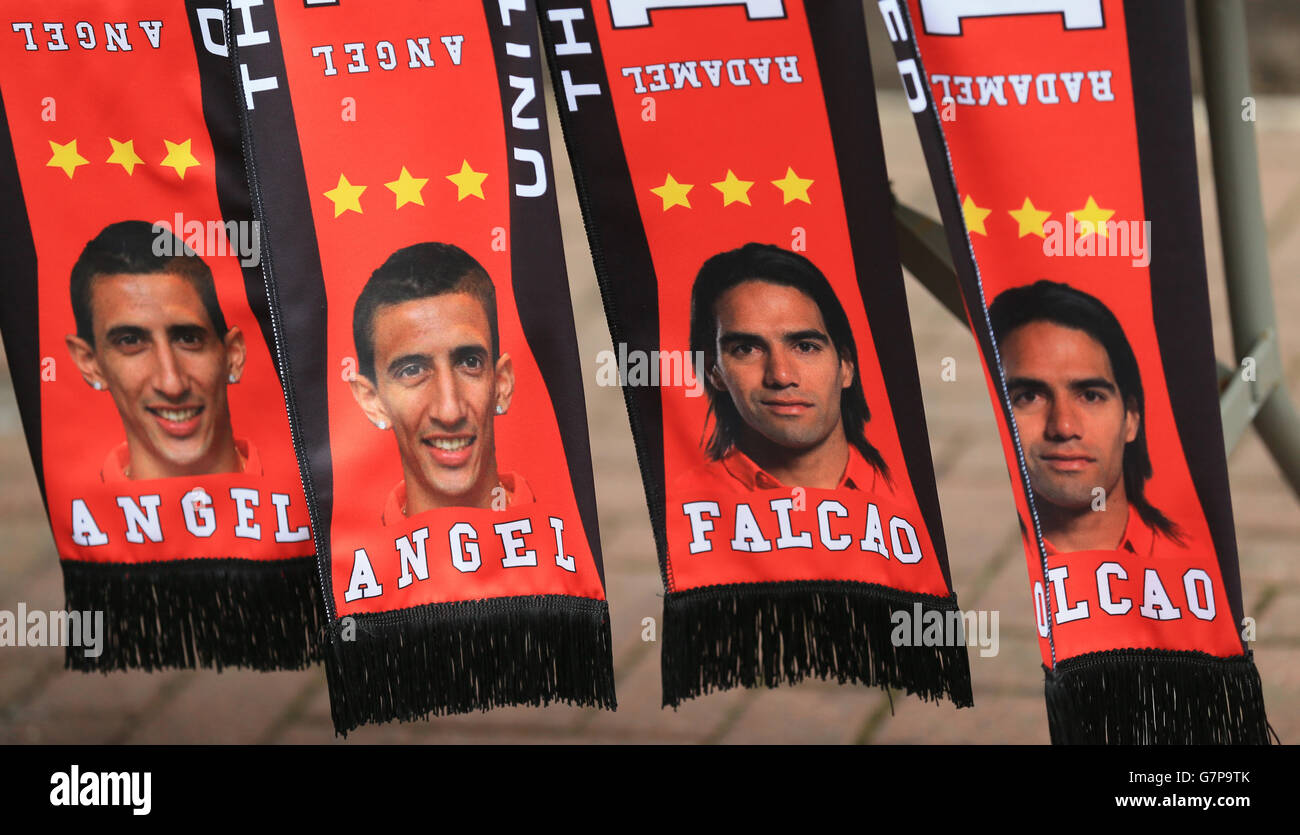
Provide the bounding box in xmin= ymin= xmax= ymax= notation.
xmin=66 ymin=272 xmax=244 ymax=480
xmin=1002 ymin=320 xmax=1139 ymax=515
xmin=353 ymin=291 xmax=513 ymax=515
xmin=708 ymin=279 xmax=852 ymax=457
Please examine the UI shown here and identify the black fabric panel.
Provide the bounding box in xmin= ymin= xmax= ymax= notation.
xmin=228 ymin=0 xmax=335 ymax=618
xmin=484 ymin=0 xmax=605 ymax=583
xmin=0 ymin=86 xmax=44 ymax=505
xmin=1124 ymin=0 xmax=1245 ymax=638
xmin=537 ymin=1 xmax=669 ymax=587
xmin=806 ymin=0 xmax=953 ymax=591
xmin=186 ymin=0 xmax=280 ymax=388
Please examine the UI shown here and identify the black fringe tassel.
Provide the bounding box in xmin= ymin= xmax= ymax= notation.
xmin=61 ymin=556 xmax=323 ymax=673
xmin=324 ymin=595 xmax=617 ymax=735
xmin=1044 ymin=649 xmax=1272 ymax=744
xmin=661 ymin=580 xmax=974 ymax=708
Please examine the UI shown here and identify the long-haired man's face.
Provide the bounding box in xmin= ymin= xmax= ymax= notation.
xmin=1001 ymin=320 xmax=1139 ymax=513
xmin=351 ymin=291 xmax=513 ymax=514
xmin=707 ymin=280 xmax=852 ymax=455
xmin=65 ymin=272 xmax=245 ymax=479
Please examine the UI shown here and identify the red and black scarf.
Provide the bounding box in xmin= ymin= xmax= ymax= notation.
xmin=878 ymin=0 xmax=1271 ymax=742
xmin=540 ymin=0 xmax=972 ymax=708
xmin=2 ymin=0 xmax=1268 ymax=744
xmin=0 ymin=0 xmax=321 ymax=671
xmin=231 ymin=0 xmax=617 ymax=731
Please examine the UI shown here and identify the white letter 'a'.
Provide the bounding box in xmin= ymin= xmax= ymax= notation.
xmin=344 ymin=548 xmax=383 ymax=602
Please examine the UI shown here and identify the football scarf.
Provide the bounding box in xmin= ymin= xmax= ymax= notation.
xmin=0 ymin=1 xmax=321 ymax=671
xmin=877 ymin=0 xmax=1271 ymax=742
xmin=231 ymin=0 xmax=616 ymax=732
xmin=540 ymin=0 xmax=972 ymax=708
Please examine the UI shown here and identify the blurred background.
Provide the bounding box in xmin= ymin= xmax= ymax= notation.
xmin=0 ymin=1 xmax=1295 ymax=743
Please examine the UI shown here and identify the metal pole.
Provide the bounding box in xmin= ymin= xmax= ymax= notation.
xmin=1197 ymin=0 xmax=1300 ymax=497
xmin=894 ymin=200 xmax=966 ymax=322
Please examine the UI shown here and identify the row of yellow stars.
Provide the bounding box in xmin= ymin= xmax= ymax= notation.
xmin=323 ymin=160 xmax=488 ymax=217
xmin=963 ymin=194 xmax=1117 ymax=238
xmin=650 ymin=167 xmax=814 ymax=210
xmin=47 ymin=138 xmax=200 ymax=179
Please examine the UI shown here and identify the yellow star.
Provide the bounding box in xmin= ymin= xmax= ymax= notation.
xmin=1008 ymin=197 xmax=1051 ymax=238
xmin=46 ymin=139 xmax=88 ymax=178
xmin=650 ymin=173 xmax=693 ymax=210
xmin=962 ymin=195 xmax=991 ymax=236
xmin=160 ymin=139 xmax=200 ymax=179
xmin=711 ymin=169 xmax=754 ymax=207
xmin=446 ymin=159 xmax=487 ymax=201
xmin=106 ymin=138 xmax=145 ymax=175
xmin=385 ymin=166 xmax=429 ymax=209
xmin=323 ymin=173 xmax=366 ymax=217
xmin=1071 ymin=195 xmax=1115 ymax=237
xmin=771 ymin=166 xmax=813 ymax=204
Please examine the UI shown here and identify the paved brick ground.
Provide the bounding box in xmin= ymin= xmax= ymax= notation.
xmin=1 ymin=74 xmax=1296 ymax=744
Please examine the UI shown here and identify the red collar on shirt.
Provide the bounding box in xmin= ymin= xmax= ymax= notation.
xmin=718 ymin=445 xmax=877 ymax=491
xmin=100 ymin=438 xmax=261 ymax=482
xmin=382 ymin=470 xmax=535 ymax=525
xmin=1042 ymin=503 xmax=1156 ymax=557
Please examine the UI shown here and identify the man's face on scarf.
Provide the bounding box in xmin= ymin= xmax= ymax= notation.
xmin=708 ymin=279 xmax=852 ymax=457
xmin=362 ymin=291 xmax=513 ymax=514
xmin=1002 ymin=320 xmax=1139 ymax=515
xmin=66 ymin=271 xmax=244 ymax=479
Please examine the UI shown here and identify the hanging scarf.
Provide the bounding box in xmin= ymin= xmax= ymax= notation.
xmin=0 ymin=0 xmax=321 ymax=671
xmin=540 ymin=0 xmax=971 ymax=708
xmin=877 ymin=0 xmax=1270 ymax=742
xmin=230 ymin=0 xmax=616 ymax=732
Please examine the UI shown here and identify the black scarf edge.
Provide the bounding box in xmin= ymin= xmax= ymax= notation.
xmin=323 ymin=594 xmax=617 ymax=735
xmin=1044 ymin=648 xmax=1273 ymax=744
xmin=661 ymin=579 xmax=974 ymax=709
xmin=61 ymin=555 xmax=323 ymax=673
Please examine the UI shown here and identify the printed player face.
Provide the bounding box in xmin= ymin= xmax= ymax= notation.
xmin=708 ymin=280 xmax=852 ymax=456
xmin=1001 ymin=320 xmax=1139 ymax=514
xmin=66 ymin=272 xmax=244 ymax=479
xmin=353 ymin=292 xmax=514 ymax=515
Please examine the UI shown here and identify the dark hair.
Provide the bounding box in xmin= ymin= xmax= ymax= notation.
xmin=987 ymin=279 xmax=1182 ymax=542
xmin=353 ymin=242 xmax=498 ymax=382
xmin=688 ymin=242 xmax=889 ymax=482
xmin=70 ymin=220 xmax=227 ymax=345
